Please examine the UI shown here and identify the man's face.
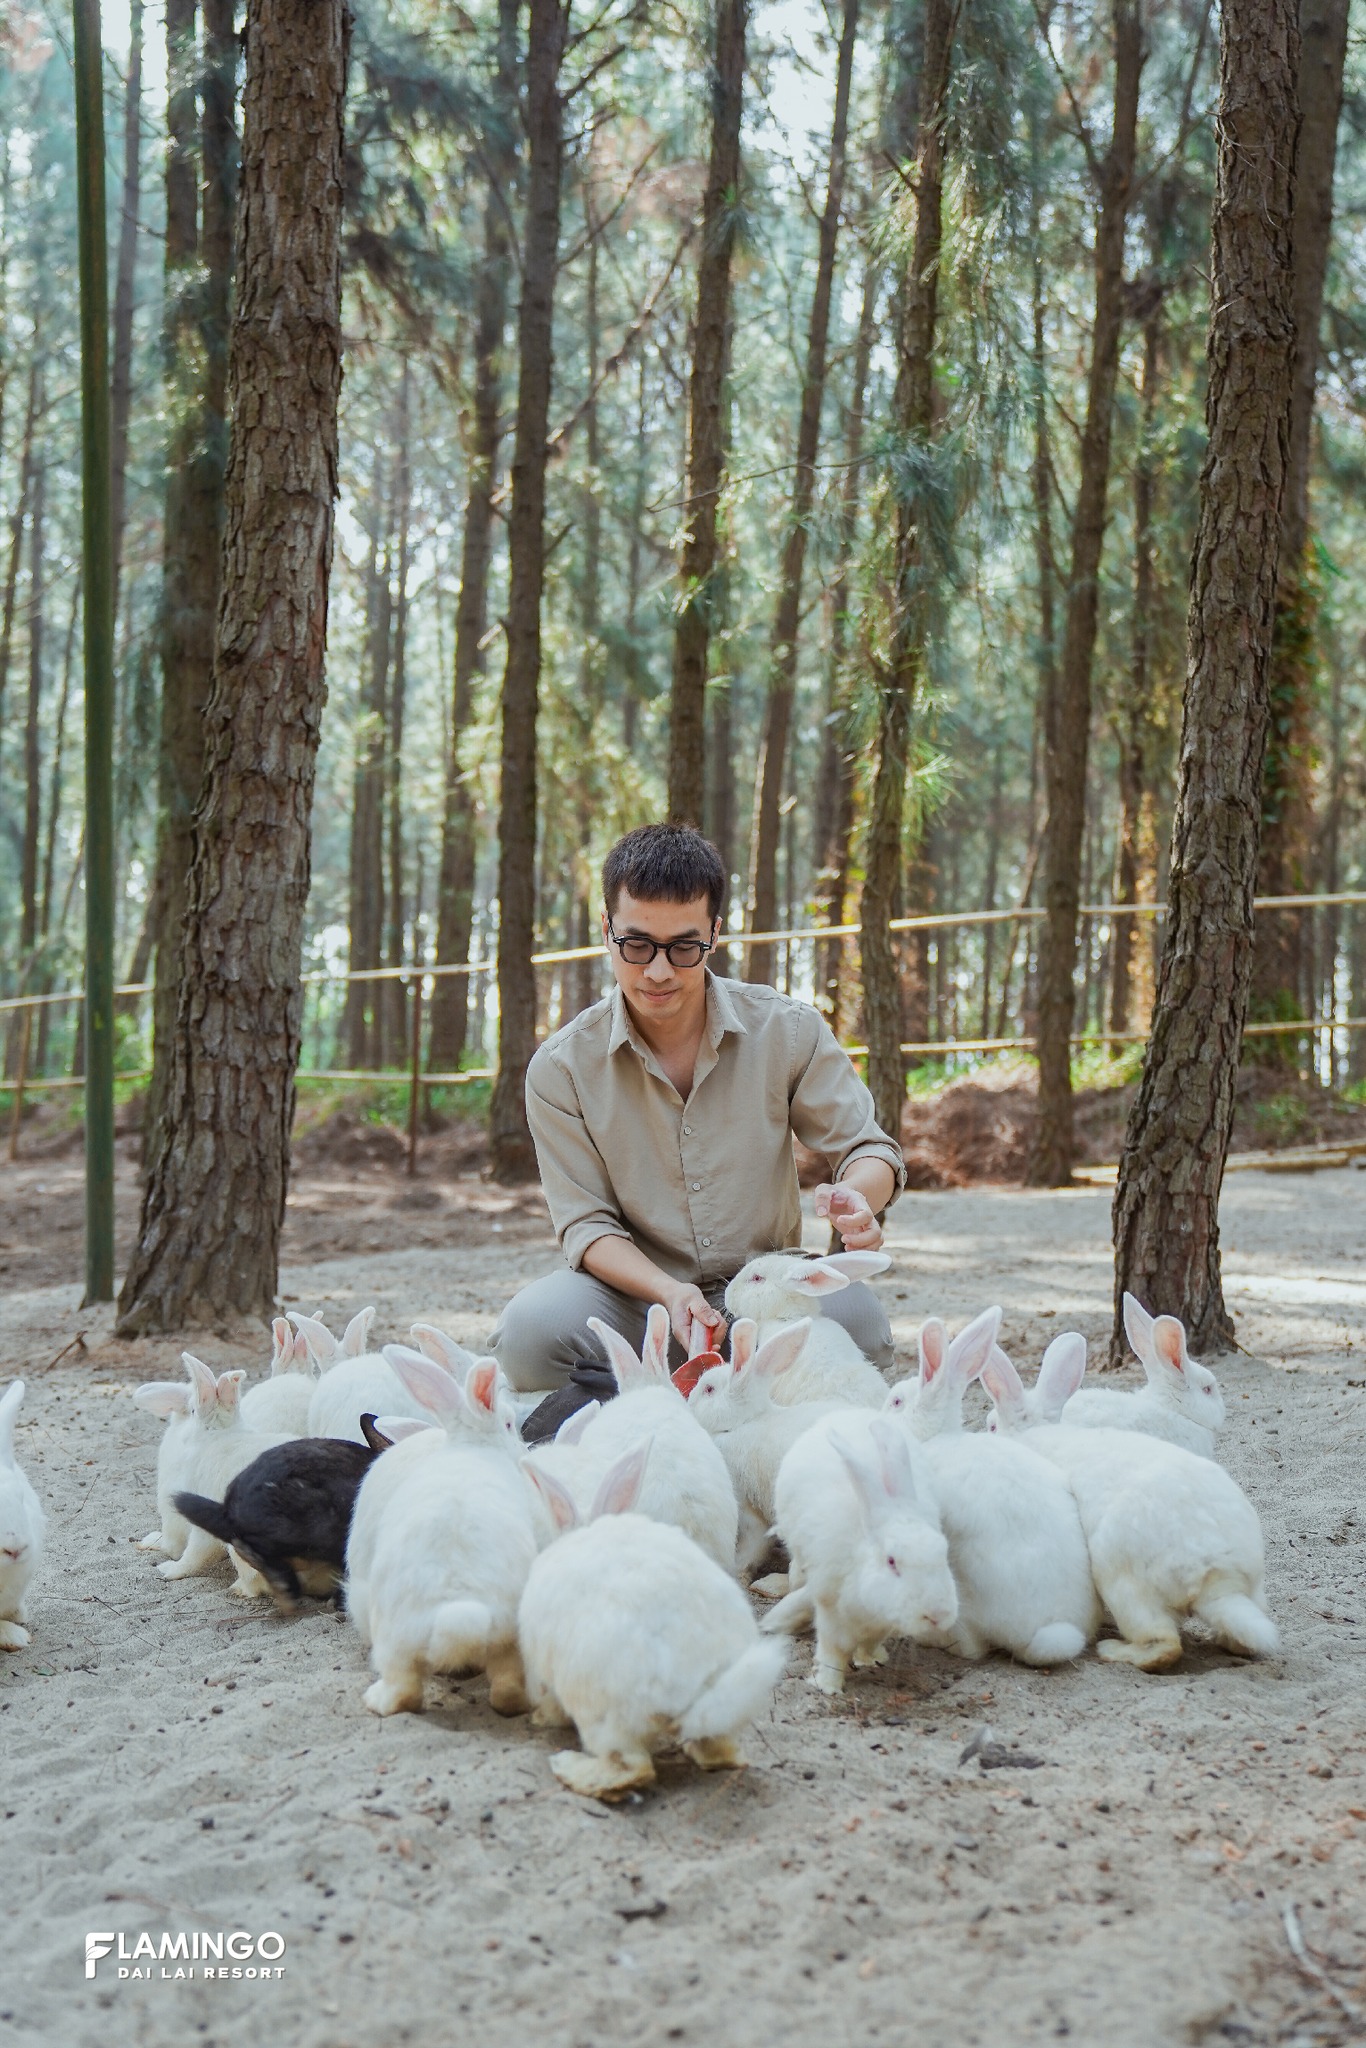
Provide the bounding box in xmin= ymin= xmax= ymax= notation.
xmin=601 ymin=888 xmax=717 ymax=1025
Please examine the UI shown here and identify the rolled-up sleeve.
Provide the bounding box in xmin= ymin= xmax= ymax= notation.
xmin=525 ymin=1046 xmax=633 ymax=1270
xmin=787 ymin=1009 xmax=906 ymax=1203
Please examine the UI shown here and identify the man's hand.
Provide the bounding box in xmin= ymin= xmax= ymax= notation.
xmin=813 ymin=1181 xmax=883 ymax=1251
xmin=665 ymin=1283 xmax=725 ymax=1355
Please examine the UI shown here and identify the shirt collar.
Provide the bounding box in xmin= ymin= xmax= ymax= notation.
xmin=607 ymin=969 xmax=748 ymax=1059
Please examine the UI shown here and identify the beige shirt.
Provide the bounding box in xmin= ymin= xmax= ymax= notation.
xmin=525 ymin=971 xmax=906 ymax=1287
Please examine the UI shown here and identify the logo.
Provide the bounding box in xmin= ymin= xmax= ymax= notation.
xmin=85 ymin=1934 xmax=116 ymax=1980
xmin=83 ymin=1931 xmax=286 ymax=1981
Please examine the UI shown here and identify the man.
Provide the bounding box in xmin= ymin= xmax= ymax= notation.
xmin=490 ymin=823 xmax=905 ymax=1390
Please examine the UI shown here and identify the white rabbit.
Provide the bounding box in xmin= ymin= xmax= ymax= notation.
xmin=301 ymin=1309 xmax=440 ymax=1443
xmin=762 ymin=1411 xmax=958 ymax=1694
xmin=132 ymin=1357 xmax=292 ymax=1583
xmin=0 ymin=1380 xmax=45 ymax=1650
xmin=980 ymin=1350 xmax=1277 ymax=1670
xmin=880 ymin=1307 xmax=1098 ymax=1665
xmin=1056 ymin=1297 xmax=1225 ymax=1457
xmin=520 ymin=1442 xmax=789 ymax=1799
xmin=534 ymin=1306 xmax=739 ymax=1575
xmin=344 ymin=1348 xmax=521 ymax=1646
xmin=881 ymin=1307 xmax=1003 ymax=1440
xmin=686 ymin=1319 xmax=845 ymax=1574
xmin=348 ymin=1360 xmax=539 ymax=1717
xmin=239 ymin=1317 xmax=316 ymax=1438
xmin=723 ymin=1249 xmax=894 ymax=1406
xmin=983 ymin=1331 xmax=1085 ymax=1434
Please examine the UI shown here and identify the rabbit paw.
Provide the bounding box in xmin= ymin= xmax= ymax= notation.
xmin=683 ymin=1735 xmax=743 ymax=1772
xmin=530 ymin=1697 xmax=574 ymax=1730
xmin=749 ymin=1572 xmax=790 ymax=1600
xmin=364 ymin=1676 xmax=424 ymax=1716
xmin=550 ymin=1748 xmax=656 ymax=1800
xmin=0 ymin=1619 xmax=31 ymax=1650
xmin=1097 ymin=1635 xmax=1183 ymax=1672
xmin=137 ymin=1531 xmax=170 ymax=1553
xmin=808 ymin=1660 xmax=847 ymax=1696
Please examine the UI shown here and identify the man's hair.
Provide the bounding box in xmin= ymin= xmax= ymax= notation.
xmin=602 ymin=824 xmax=727 ymax=926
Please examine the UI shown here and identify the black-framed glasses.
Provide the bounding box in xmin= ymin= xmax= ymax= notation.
xmin=605 ymin=916 xmax=717 ymax=969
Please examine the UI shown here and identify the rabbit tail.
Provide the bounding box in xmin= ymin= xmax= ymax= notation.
xmin=427 ymin=1598 xmax=492 ymax=1672
xmin=760 ymin=1584 xmax=815 ymax=1636
xmin=1197 ymin=1589 xmax=1279 ymax=1659
xmin=1020 ymin=1621 xmax=1087 ymax=1666
xmin=172 ymin=1491 xmax=238 ymax=1548
xmin=679 ymin=1640 xmax=788 ymax=1744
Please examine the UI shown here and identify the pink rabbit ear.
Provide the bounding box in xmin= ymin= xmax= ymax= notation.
xmin=945 ymin=1306 xmax=1003 ymax=1385
xmin=382 ymin=1345 xmax=468 ymax=1423
xmin=288 ymin=1312 xmax=337 ymax=1367
xmin=215 ymin=1369 xmax=246 ymax=1415
xmin=750 ymin=1319 xmax=812 ymax=1379
xmin=1037 ymin=1333 xmax=1086 ymax=1411
xmin=589 ymin=1439 xmax=651 ymax=1520
xmin=1151 ymin=1316 xmax=1188 ymax=1378
xmin=918 ymin=1318 xmax=947 ymax=1384
xmin=133 ymin=1381 xmax=191 ymax=1419
xmin=981 ymin=1347 xmax=1028 ymax=1427
xmin=525 ymin=1459 xmax=580 ymax=1534
xmin=373 ymin=1414 xmax=437 ymax=1442
xmin=784 ymin=1264 xmax=851 ymax=1298
xmin=554 ymin=1400 xmax=600 ymax=1445
xmin=464 ymin=1360 xmax=501 ymax=1416
xmin=1122 ymin=1291 xmax=1156 ymax=1362
xmin=182 ymin=1353 xmax=219 ymax=1411
xmin=341 ymin=1308 xmax=376 ymax=1358
xmin=729 ymin=1319 xmax=758 ymax=1372
xmin=586 ymin=1316 xmax=647 ymax=1391
xmin=642 ymin=1304 xmax=672 ymax=1381
xmin=270 ymin=1318 xmax=292 ymax=1367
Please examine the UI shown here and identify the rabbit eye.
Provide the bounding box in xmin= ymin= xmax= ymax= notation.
xmin=886 ymin=1556 xmax=899 ymax=1574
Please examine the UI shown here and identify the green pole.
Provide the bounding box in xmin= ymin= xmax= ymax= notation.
xmin=72 ymin=0 xmax=115 ymax=1303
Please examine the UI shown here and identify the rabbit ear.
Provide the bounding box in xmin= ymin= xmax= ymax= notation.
xmin=182 ymin=1354 xmax=219 ymax=1412
xmin=133 ymin=1381 xmax=192 ymax=1419
xmin=729 ymin=1319 xmax=758 ymax=1373
xmin=831 ymin=1434 xmax=886 ymax=1521
xmin=358 ymin=1414 xmax=394 ymax=1452
xmin=1150 ymin=1315 xmax=1189 ymax=1381
xmin=289 ymin=1312 xmax=337 ymax=1368
xmin=868 ymin=1415 xmax=917 ymax=1499
xmin=555 ymin=1400 xmax=600 ymax=1445
xmin=589 ymin=1439 xmax=651 ymax=1521
xmin=463 ymin=1359 xmax=502 ymax=1417
xmin=409 ymin=1323 xmax=475 ymax=1378
xmin=0 ymin=1380 xmax=23 ymax=1460
xmin=784 ymin=1264 xmax=851 ymax=1298
xmin=1037 ymin=1332 xmax=1087 ymax=1412
xmin=270 ymin=1319 xmax=292 ymax=1370
xmin=917 ymin=1318 xmax=948 ymax=1384
xmin=980 ymin=1346 xmax=1029 ymax=1427
xmin=382 ymin=1345 xmax=469 ymax=1424
xmin=523 ymin=1460 xmax=580 ymax=1535
xmin=1122 ymin=1292 xmax=1155 ymax=1362
xmin=340 ymin=1308 xmax=376 ymax=1357
xmin=821 ymin=1251 xmax=892 ymax=1280
xmin=945 ymin=1306 xmax=1003 ymax=1385
xmin=292 ymin=1330 xmax=313 ymax=1368
xmin=586 ymin=1317 xmax=646 ymax=1392
xmin=215 ymin=1369 xmax=246 ymax=1416
xmin=642 ymin=1304 xmax=672 ymax=1382
xmin=373 ymin=1414 xmax=437 ymax=1442
xmin=750 ymin=1320 xmax=812 ymax=1379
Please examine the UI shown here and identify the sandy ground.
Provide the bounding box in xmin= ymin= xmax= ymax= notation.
xmin=1 ymin=1150 xmax=1364 ymax=2047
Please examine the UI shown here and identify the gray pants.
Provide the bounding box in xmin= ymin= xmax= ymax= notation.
xmin=489 ymin=1263 xmax=894 ymax=1393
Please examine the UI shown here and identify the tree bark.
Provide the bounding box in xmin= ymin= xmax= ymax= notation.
xmin=429 ymin=0 xmax=519 ymax=1075
xmin=1028 ymin=0 xmax=1143 ymax=1185
xmin=571 ymin=201 xmax=604 ymax=1020
xmin=385 ymin=373 xmax=412 ymax=1060
xmin=1111 ymin=287 xmax=1162 ymax=1037
xmin=18 ymin=416 xmax=44 ymax=967
xmin=118 ymin=0 xmax=349 ymax=1333
xmin=1249 ymin=0 xmax=1348 ymax=1031
xmin=745 ymin=0 xmax=858 ymax=980
xmin=860 ymin=0 xmax=953 ymax=1140
xmin=109 ymin=0 xmax=143 ymax=617
xmin=1112 ymin=0 xmax=1300 ymax=1356
xmin=488 ymin=0 xmax=569 ymax=1183
xmin=344 ymin=471 xmax=390 ymax=1068
xmin=0 ymin=351 xmax=38 ymax=742
xmin=666 ymin=0 xmax=747 ymax=825
xmin=147 ymin=0 xmax=237 ymax=1152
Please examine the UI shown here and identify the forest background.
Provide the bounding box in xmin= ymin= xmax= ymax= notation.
xmin=0 ymin=0 xmax=1361 ymax=1339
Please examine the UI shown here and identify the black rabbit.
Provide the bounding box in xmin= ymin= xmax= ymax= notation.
xmin=519 ymin=1357 xmax=620 ymax=1445
xmin=174 ymin=1415 xmax=393 ymax=1612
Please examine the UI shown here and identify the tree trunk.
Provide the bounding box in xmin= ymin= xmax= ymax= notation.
xmin=488 ymin=0 xmax=569 ymax=1183
xmin=109 ymin=0 xmax=143 ymax=617
xmin=1249 ymin=0 xmax=1348 ymax=1031
xmin=147 ymin=0 xmax=237 ymax=1152
xmin=385 ymin=373 xmax=412 ymax=1059
xmin=571 ymin=206 xmax=604 ymax=1021
xmin=813 ymin=249 xmax=875 ymax=1033
xmin=0 ymin=352 xmax=38 ymax=740
xmin=429 ymin=0 xmax=519 ymax=1075
xmin=1112 ymin=0 xmax=1299 ymax=1356
xmin=35 ymin=577 xmax=80 ymax=1074
xmin=18 ymin=422 xmax=44 ymax=971
xmin=344 ymin=473 xmax=390 ymax=1068
xmin=666 ymin=0 xmax=747 ymax=825
xmin=861 ymin=0 xmax=953 ymax=1140
xmin=1028 ymin=0 xmax=1143 ymax=1185
xmin=117 ymin=0 xmax=349 ymax=1334
xmin=745 ymin=0 xmax=858 ymax=980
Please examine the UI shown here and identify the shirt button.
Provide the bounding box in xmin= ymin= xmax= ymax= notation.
xmin=691 ymin=1181 xmax=702 ymax=1191
xmin=683 ymin=1125 xmax=693 ymax=1135
xmin=701 ymin=1237 xmax=711 ymax=1248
